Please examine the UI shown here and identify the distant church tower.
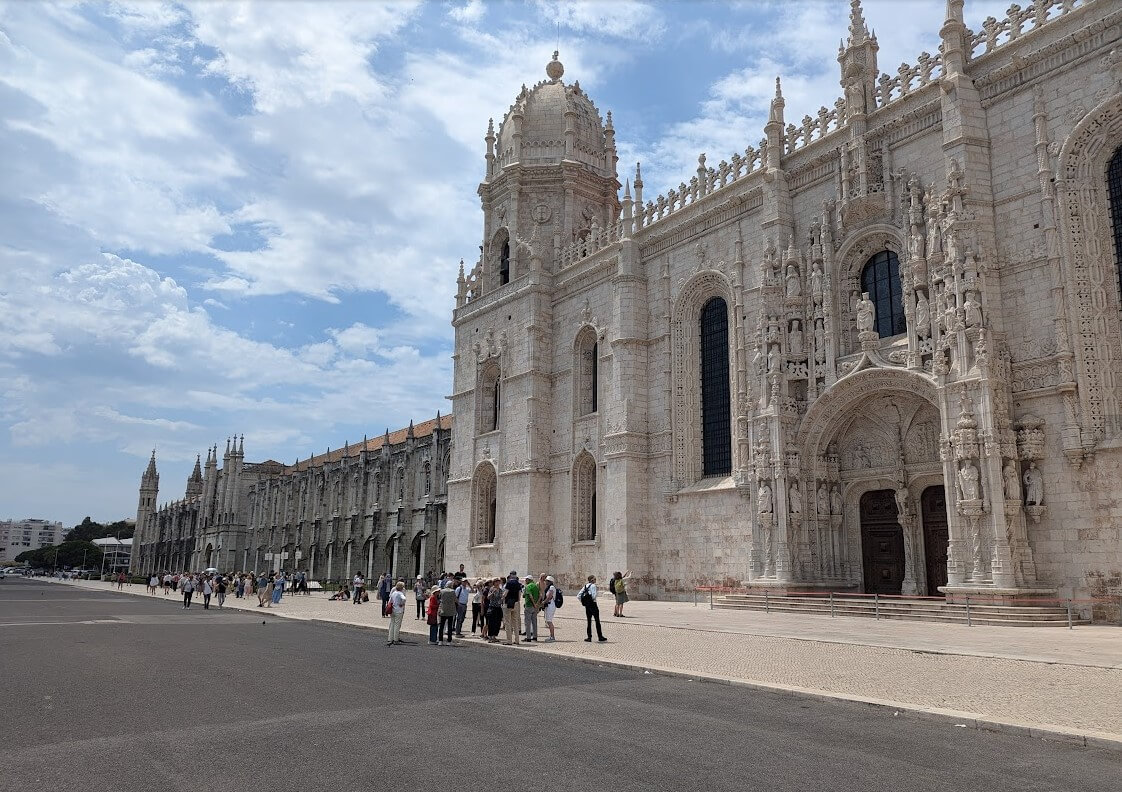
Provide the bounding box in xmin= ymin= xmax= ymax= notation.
xmin=132 ymin=450 xmax=159 ymax=573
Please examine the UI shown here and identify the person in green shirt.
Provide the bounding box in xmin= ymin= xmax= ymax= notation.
xmin=522 ymin=575 xmax=542 ymax=642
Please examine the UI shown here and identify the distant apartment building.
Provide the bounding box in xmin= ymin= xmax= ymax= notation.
xmin=0 ymin=518 xmax=65 ymax=562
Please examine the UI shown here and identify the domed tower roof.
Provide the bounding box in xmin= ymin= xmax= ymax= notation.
xmin=493 ymin=52 xmax=617 ymax=179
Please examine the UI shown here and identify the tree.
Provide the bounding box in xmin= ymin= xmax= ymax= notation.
xmin=65 ymin=517 xmax=134 ymax=543
xmin=16 ymin=540 xmax=103 ymax=569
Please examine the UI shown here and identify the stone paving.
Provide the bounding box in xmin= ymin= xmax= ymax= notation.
xmin=56 ymin=579 xmax=1122 ymax=740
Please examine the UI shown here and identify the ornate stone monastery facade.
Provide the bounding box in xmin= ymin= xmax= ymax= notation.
xmin=447 ymin=0 xmax=1122 ymax=607
xmin=131 ymin=416 xmax=451 ymax=580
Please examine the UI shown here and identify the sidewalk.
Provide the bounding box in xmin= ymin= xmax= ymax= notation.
xmin=55 ymin=579 xmax=1122 ymax=746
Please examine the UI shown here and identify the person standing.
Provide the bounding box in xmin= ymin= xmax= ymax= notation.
xmin=470 ymin=580 xmax=483 ymax=635
xmin=271 ymin=571 xmax=285 ymax=606
xmin=414 ymin=576 xmax=426 ymax=619
xmin=117 ymin=571 xmax=126 ymax=590
xmin=181 ymin=574 xmax=195 ymax=609
xmin=522 ymin=575 xmax=541 ymax=642
xmin=540 ymin=575 xmax=557 ymax=642
xmin=485 ymin=578 xmax=504 ymax=642
xmin=611 ymin=570 xmax=633 ymax=617
xmin=377 ymin=574 xmax=392 ymax=618
xmin=454 ymin=577 xmax=470 ymax=636
xmin=437 ymin=581 xmax=458 ymax=645
xmin=201 ymin=576 xmax=213 ymax=610
xmin=578 ymin=575 xmax=607 ymax=642
xmin=387 ymin=581 xmax=408 ymax=646
xmin=258 ymin=571 xmax=272 ymax=608
xmin=162 ymin=572 xmax=172 ymax=595
xmin=352 ymin=572 xmax=365 ymax=605
xmin=502 ymin=571 xmax=524 ymax=645
xmin=426 ymin=586 xmax=440 ymax=645
xmin=215 ymin=575 xmax=227 ymax=608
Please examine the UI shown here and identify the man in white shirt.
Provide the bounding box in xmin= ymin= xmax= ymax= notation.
xmin=352 ymin=572 xmax=365 ymax=605
xmin=579 ymin=575 xmax=607 ymax=642
xmin=387 ymin=581 xmax=408 ymax=646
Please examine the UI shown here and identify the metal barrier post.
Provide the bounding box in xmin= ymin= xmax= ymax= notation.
xmin=1067 ymin=599 xmax=1073 ymax=630
xmin=830 ymin=591 xmax=835 ymax=618
xmin=874 ymin=592 xmax=879 ymax=620
xmin=709 ymin=587 xmax=713 ymax=610
xmin=965 ymin=595 xmax=972 ymax=627
xmin=765 ymin=590 xmax=770 ymax=613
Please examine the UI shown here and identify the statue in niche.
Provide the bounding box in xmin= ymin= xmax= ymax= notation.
xmin=767 ymin=345 xmax=779 ymax=374
xmin=963 ymin=291 xmax=982 ymax=328
xmin=810 ymin=263 xmax=824 ymax=305
xmin=852 ymin=443 xmax=871 ymax=469
xmin=789 ymin=321 xmax=804 ymax=355
xmin=1023 ymin=462 xmax=1044 ymax=506
xmin=757 ymin=481 xmax=773 ymax=514
xmin=856 ymin=292 xmax=875 ymax=333
xmin=894 ymin=485 xmax=911 ymax=517
xmin=785 ymin=264 xmax=801 ymax=297
xmin=1003 ymin=460 xmax=1021 ymax=502
xmin=788 ymin=481 xmax=802 ymax=515
xmin=915 ymin=292 xmax=931 ymax=339
xmin=817 ymin=483 xmax=830 ymax=517
xmin=752 ymin=347 xmax=765 ymax=377
xmin=958 ymin=459 xmax=981 ymax=501
xmin=831 ymin=485 xmax=843 ymax=515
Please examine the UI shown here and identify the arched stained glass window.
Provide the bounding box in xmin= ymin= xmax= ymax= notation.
xmin=861 ymin=250 xmax=906 ymax=338
xmin=699 ymin=297 xmax=732 ymax=477
xmin=1108 ymin=146 xmax=1122 ymax=300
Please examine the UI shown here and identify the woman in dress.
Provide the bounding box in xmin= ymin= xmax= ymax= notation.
xmin=611 ymin=570 xmax=633 ymax=617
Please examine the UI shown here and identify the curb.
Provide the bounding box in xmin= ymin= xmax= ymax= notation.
xmin=45 ymin=580 xmax=1122 ymax=752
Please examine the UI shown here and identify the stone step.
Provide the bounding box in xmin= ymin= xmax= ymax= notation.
xmin=712 ymin=595 xmax=1088 ymax=626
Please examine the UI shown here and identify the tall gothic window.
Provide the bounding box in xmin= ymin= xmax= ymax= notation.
xmin=700 ymin=297 xmax=732 ymax=476
xmin=499 ymin=240 xmax=510 ymax=285
xmin=861 ymin=251 xmax=906 ymax=337
xmin=575 ymin=327 xmax=598 ymax=416
xmin=572 ymin=451 xmax=597 ymax=542
xmin=471 ymin=463 xmax=497 ymax=545
xmin=478 ymin=362 xmax=501 ymax=434
xmin=423 ymin=462 xmax=431 ymax=495
xmin=1108 ymin=146 xmax=1122 ymax=300
xmin=397 ymin=466 xmax=405 ymax=502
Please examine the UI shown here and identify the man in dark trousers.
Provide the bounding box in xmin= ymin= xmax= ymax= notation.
xmin=578 ymin=575 xmax=607 ymax=642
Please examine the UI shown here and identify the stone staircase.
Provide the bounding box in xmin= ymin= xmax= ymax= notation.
xmin=712 ymin=592 xmax=1090 ymax=627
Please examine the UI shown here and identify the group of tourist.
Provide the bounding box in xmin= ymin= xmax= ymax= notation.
xmin=132 ymin=564 xmax=635 ymax=646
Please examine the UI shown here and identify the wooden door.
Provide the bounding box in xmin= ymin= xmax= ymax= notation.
xmin=921 ymin=485 xmax=950 ymax=596
xmin=860 ymin=489 xmax=904 ymax=595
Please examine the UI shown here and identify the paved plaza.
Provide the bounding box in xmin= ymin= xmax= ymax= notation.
xmin=41 ymin=577 xmax=1122 ymax=745
xmin=1 ymin=577 xmax=1119 ymax=791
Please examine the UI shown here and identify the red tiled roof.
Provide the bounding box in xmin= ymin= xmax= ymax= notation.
xmin=282 ymin=414 xmax=452 ymax=473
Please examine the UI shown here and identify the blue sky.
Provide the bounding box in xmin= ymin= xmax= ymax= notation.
xmin=0 ymin=0 xmax=1006 ymax=526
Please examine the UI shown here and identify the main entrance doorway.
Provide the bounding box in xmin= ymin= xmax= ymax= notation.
xmin=860 ymin=489 xmax=904 ymax=595
xmin=921 ymin=485 xmax=949 ymax=596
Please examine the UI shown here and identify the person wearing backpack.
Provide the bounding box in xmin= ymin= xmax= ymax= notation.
xmin=578 ymin=575 xmax=607 ymax=642
xmin=502 ymin=571 xmax=524 ymax=645
xmin=611 ymin=570 xmax=632 ymax=617
xmin=539 ymin=574 xmax=558 ymax=642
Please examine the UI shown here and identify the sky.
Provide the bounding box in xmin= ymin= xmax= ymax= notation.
xmin=0 ymin=0 xmax=1009 ymax=527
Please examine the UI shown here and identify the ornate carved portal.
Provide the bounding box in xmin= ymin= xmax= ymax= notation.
xmin=859 ymin=490 xmax=903 ymax=595
xmin=920 ymin=485 xmax=949 ymax=597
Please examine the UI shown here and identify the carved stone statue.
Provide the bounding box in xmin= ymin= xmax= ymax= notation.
xmin=1023 ymin=461 xmax=1044 ymax=506
xmin=788 ymin=481 xmax=802 ymax=515
xmin=915 ymin=292 xmax=931 ymax=339
xmin=1003 ymin=460 xmax=1020 ymax=502
xmin=817 ymin=483 xmax=830 ymax=516
xmin=785 ymin=264 xmax=801 ymax=297
xmin=831 ymin=485 xmax=843 ymax=515
xmin=757 ymin=481 xmax=773 ymax=514
xmin=963 ymin=291 xmax=982 ymax=328
xmin=814 ymin=319 xmax=826 ymax=363
xmin=894 ymin=485 xmax=911 ymax=517
xmin=856 ymin=292 xmax=875 ymax=333
xmin=752 ymin=348 xmax=765 ymax=377
xmin=958 ymin=459 xmax=981 ymax=501
xmin=767 ymin=345 xmax=779 ymax=374
xmin=789 ymin=321 xmax=804 ymax=355
xmin=810 ymin=263 xmax=824 ymax=303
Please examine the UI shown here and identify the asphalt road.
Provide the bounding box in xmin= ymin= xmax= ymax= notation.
xmin=0 ymin=577 xmax=1117 ymax=791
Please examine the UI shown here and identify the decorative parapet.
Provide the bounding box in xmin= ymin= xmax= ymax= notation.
xmin=968 ymin=0 xmax=1088 ymax=60
xmin=873 ymin=50 xmax=944 ymax=109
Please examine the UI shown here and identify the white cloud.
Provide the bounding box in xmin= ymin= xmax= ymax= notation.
xmin=448 ymin=0 xmax=486 ymax=25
